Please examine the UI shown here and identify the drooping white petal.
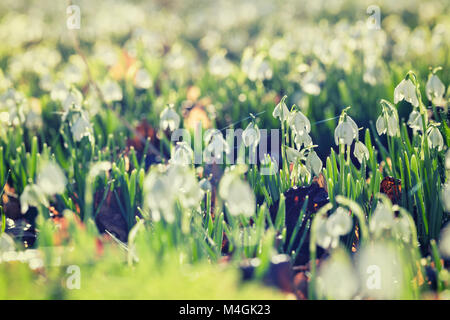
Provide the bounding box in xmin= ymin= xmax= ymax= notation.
xmin=354 ymin=141 xmax=370 ymax=164
xmin=426 ymin=74 xmax=445 ymax=102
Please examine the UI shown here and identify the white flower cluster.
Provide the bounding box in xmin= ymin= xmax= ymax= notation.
xmin=144 ymin=164 xmax=204 ymax=223
xmin=334 ymin=110 xmax=369 ymax=164
xmin=273 ymin=96 xmax=323 ymax=179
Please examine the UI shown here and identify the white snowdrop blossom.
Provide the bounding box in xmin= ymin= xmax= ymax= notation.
xmin=62 ymin=88 xmax=83 ymax=112
xmin=392 ymin=215 xmax=412 ymax=243
xmin=88 ymin=161 xmax=112 ymax=180
xmin=357 ymin=244 xmax=404 ymax=299
xmin=407 ymin=110 xmax=424 ymax=132
xmin=306 ymin=150 xmax=322 ymax=176
xmin=242 ymin=122 xmax=260 ymax=149
xmin=289 ymin=110 xmax=311 ymax=136
xmin=272 ymin=96 xmax=290 ymax=123
xmin=394 ymin=79 xmax=419 ymax=107
xmin=70 ymin=112 xmax=93 ymax=142
xmin=376 ymin=115 xmax=386 ymax=136
xmin=101 ymin=80 xmax=123 ymax=102
xmin=168 ymin=165 xmax=204 ymax=209
xmin=160 ymin=104 xmax=180 ymax=131
xmin=326 ymin=207 xmax=353 ymax=237
xmin=426 ymin=74 xmax=445 ymax=103
xmin=170 ymin=141 xmax=194 ymax=166
xmin=334 ymin=115 xmax=358 ymax=146
xmin=315 ymin=215 xmax=339 ymax=250
xmin=134 ymin=69 xmax=153 ymax=89
xmin=316 ymin=250 xmax=358 ymax=299
xmin=20 ymin=184 xmax=49 ymax=214
xmin=37 ymin=162 xmax=67 ymax=196
xmin=294 ymin=131 xmax=313 ymax=150
xmin=376 ymin=100 xmax=399 ymax=137
xmin=369 ymin=202 xmax=395 ymax=236
xmin=203 ymin=130 xmax=230 ymax=163
xmin=427 ymin=126 xmax=444 ymax=151
xmin=144 ymin=168 xmax=175 ymax=223
xmin=144 ymin=165 xmax=203 ymax=223
xmin=219 ymin=171 xmax=255 ymax=217
xmin=354 ymin=141 xmax=369 ymax=164
xmin=285 ymin=146 xmax=304 ymax=164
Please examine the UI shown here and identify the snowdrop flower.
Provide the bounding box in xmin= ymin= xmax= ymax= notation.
xmin=427 ymin=126 xmax=444 ymax=151
xmin=160 ymin=104 xmax=180 ymax=131
xmin=439 ymin=223 xmax=450 ymax=258
xmin=144 ymin=165 xmax=202 ymax=223
xmin=376 ymin=100 xmax=399 ymax=137
xmin=272 ymin=96 xmax=290 ymax=123
xmin=326 ymin=207 xmax=353 ymax=237
xmin=394 ymin=79 xmax=419 ymax=107
xmin=286 ymin=146 xmax=304 ymax=164
xmin=144 ymin=168 xmax=175 ymax=222
xmin=170 ymin=141 xmax=194 ymax=166
xmin=407 ymin=110 xmax=424 ymax=132
xmin=298 ymin=162 xmax=312 ymax=182
xmin=134 ymin=68 xmax=153 ymax=89
xmin=354 ymin=141 xmax=369 ymax=164
xmin=306 ymin=150 xmax=322 ymax=176
xmin=376 ymin=114 xmax=399 ymax=137
xmin=167 ymin=165 xmax=203 ymax=209
xmin=426 ymin=74 xmax=445 ymax=103
xmin=294 ymin=131 xmax=313 ymax=149
xmin=71 ymin=112 xmax=93 ymax=142
xmin=316 ymin=250 xmax=358 ymax=299
xmin=101 ymin=80 xmax=123 ymax=102
xmin=242 ymin=122 xmax=260 ymax=149
xmin=357 ymin=243 xmax=404 ymax=299
xmin=315 ymin=215 xmax=339 ymax=250
xmin=334 ymin=115 xmax=358 ymax=146
xmin=88 ymin=161 xmax=112 ymax=179
xmin=219 ymin=171 xmax=255 ymax=217
xmin=20 ymin=184 xmax=49 ymax=214
xmin=37 ymin=162 xmax=67 ymax=196
xmin=392 ymin=215 xmax=411 ymax=243
xmin=289 ymin=110 xmax=311 ymax=136
xmin=369 ymin=202 xmax=394 ymax=236
xmin=62 ymin=88 xmax=83 ymax=112
xmin=203 ymin=130 xmax=230 ymax=163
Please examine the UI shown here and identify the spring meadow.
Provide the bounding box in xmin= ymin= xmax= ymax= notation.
xmin=0 ymin=0 xmax=449 ymax=302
